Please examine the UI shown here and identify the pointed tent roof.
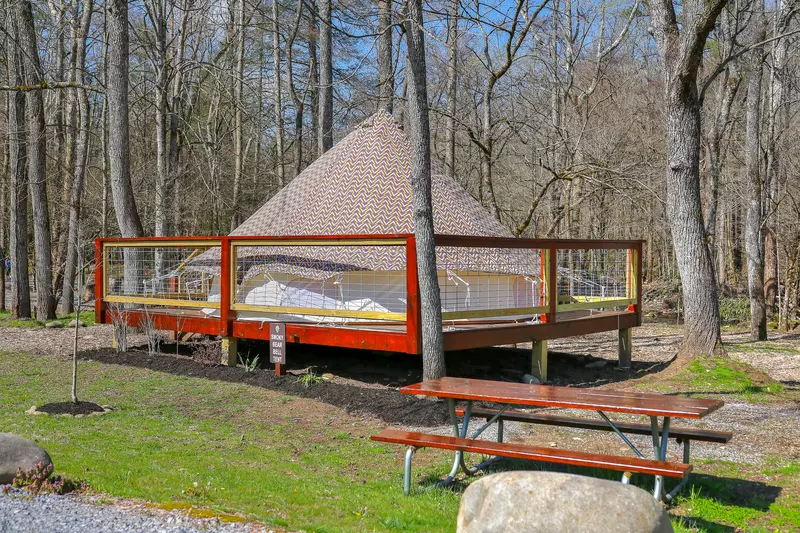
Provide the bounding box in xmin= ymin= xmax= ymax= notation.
xmin=192 ymin=111 xmax=536 ymax=280
xmin=232 ymin=110 xmax=513 ymax=238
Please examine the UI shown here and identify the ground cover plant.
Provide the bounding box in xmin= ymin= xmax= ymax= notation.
xmin=0 ymin=337 xmax=798 ymax=532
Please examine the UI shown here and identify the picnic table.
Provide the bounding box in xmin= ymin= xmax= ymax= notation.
xmin=372 ymin=377 xmax=730 ymax=501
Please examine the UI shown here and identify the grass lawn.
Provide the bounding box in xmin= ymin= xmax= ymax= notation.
xmin=0 ymin=349 xmax=798 ymax=532
xmin=0 ymin=309 xmax=95 ymax=328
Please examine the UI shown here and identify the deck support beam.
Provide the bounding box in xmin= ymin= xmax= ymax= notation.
xmin=221 ymin=337 xmax=238 ymax=366
xmin=618 ymin=328 xmax=632 ymax=369
xmin=531 ymin=340 xmax=548 ymax=383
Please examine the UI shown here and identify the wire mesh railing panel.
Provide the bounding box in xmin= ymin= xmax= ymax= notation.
xmin=104 ymin=244 xmax=220 ymax=308
xmin=435 ymin=246 xmax=544 ymax=319
xmin=555 ymin=248 xmax=634 ymax=310
xmin=232 ymin=243 xmax=408 ymax=321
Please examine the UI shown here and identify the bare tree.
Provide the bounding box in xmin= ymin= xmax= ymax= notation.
xmin=5 ymin=3 xmax=30 ymax=318
xmin=404 ymin=0 xmax=445 ymax=380
xmin=61 ymin=0 xmax=93 ymax=313
xmin=744 ymin=10 xmax=767 ymax=341
xmin=15 ymin=0 xmax=56 ymax=320
xmin=377 ymin=0 xmax=393 ymax=112
xmin=273 ymin=0 xmax=285 ymax=188
xmin=318 ymin=0 xmax=332 ymax=154
xmin=231 ymin=0 xmax=246 ymax=228
xmin=444 ymin=0 xmax=458 ymax=178
xmin=647 ymin=0 xmax=728 ymax=357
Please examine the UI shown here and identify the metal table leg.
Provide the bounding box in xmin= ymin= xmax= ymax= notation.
xmin=650 ymin=416 xmax=670 ymax=500
xmin=438 ymin=398 xmax=472 ymax=487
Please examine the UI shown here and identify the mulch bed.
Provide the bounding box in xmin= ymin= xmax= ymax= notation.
xmin=36 ymin=401 xmax=105 ymax=416
xmin=81 ymin=347 xmax=451 ymax=427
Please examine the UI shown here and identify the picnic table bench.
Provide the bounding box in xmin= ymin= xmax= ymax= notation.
xmin=371 ymin=377 xmax=728 ymax=501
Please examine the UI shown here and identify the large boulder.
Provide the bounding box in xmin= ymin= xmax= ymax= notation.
xmin=457 ymin=471 xmax=673 ymax=533
xmin=0 ymin=433 xmax=53 ymax=485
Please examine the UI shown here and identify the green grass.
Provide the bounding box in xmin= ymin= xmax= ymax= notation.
xmin=0 ymin=350 xmax=797 ymax=532
xmin=682 ymin=356 xmax=783 ymax=401
xmin=0 ymin=309 xmax=95 ymax=328
xmin=726 ymin=342 xmax=800 ymax=355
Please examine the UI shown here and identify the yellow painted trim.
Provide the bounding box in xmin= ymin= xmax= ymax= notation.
xmin=231 ymin=239 xmax=404 ymax=247
xmin=104 ymin=295 xmax=221 ymax=309
xmin=104 ymin=240 xmax=221 ymax=248
xmin=557 ymin=298 xmax=636 ymax=311
xmin=441 ymin=306 xmax=548 ymax=320
xmin=231 ymin=303 xmax=406 ymax=320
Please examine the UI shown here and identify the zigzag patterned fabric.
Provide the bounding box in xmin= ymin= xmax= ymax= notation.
xmin=196 ymin=110 xmax=538 ymax=279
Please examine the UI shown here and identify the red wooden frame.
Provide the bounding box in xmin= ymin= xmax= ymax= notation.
xmin=95 ymin=235 xmax=644 ymax=355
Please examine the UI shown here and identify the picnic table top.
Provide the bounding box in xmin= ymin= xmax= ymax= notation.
xmin=400 ymin=377 xmax=724 ymax=419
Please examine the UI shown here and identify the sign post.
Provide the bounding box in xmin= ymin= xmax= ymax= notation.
xmin=270 ymin=323 xmax=286 ymax=376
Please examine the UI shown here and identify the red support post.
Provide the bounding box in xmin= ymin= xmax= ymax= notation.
xmin=405 ymin=236 xmax=422 ymax=354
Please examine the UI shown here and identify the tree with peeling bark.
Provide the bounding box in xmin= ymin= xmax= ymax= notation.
xmin=646 ymin=0 xmax=728 ymax=358
xmin=404 ymin=0 xmax=445 ymax=380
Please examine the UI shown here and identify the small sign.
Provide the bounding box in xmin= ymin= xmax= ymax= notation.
xmin=270 ymin=323 xmax=286 ymax=364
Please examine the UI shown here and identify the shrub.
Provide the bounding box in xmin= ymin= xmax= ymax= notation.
xmin=718 ymin=297 xmax=750 ymax=324
xmin=2 ymin=462 xmax=88 ymax=495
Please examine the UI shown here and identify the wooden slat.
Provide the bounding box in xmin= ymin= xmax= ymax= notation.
xmin=401 ymin=377 xmax=723 ymax=419
xmin=441 ymin=306 xmax=549 ymax=320
xmin=371 ymin=429 xmax=690 ymax=478
xmin=230 ymin=303 xmax=406 ymax=321
xmin=556 ymin=298 xmax=637 ymax=312
xmin=458 ymin=408 xmax=733 ymax=444
xmin=104 ymin=295 xmax=220 ymax=309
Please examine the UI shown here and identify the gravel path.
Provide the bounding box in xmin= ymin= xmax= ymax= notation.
xmin=0 ymin=490 xmax=274 ymax=533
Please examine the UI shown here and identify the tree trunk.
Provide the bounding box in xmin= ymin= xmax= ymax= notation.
xmin=231 ymin=0 xmax=246 ymax=229
xmin=480 ymin=76 xmax=499 ymax=220
xmin=318 ymin=0 xmax=333 ymax=154
xmin=744 ymin=16 xmax=767 ymax=341
xmin=6 ymin=7 xmax=31 ymax=318
xmin=152 ymin=0 xmax=170 ymax=244
xmin=107 ymin=0 xmax=144 ymax=239
xmin=704 ymin=66 xmax=739 ymax=260
xmin=648 ymin=0 xmax=727 ymax=358
xmin=377 ymin=0 xmax=393 ymax=112
xmin=444 ymin=0 xmax=458 ymax=178
xmin=273 ymin=0 xmax=285 ymax=188
xmin=15 ymin=0 xmax=56 ymax=320
xmin=107 ymin=0 xmax=144 ymax=302
xmin=61 ymin=0 xmax=94 ymax=314
xmin=308 ymin=2 xmax=318 ymax=161
xmin=405 ymin=0 xmax=446 ymax=381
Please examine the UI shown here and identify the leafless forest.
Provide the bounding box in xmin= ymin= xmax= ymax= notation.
xmin=0 ymin=0 xmax=799 ymax=355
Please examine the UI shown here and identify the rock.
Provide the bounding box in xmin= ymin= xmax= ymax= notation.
xmin=521 ymin=374 xmax=541 ymax=385
xmin=68 ymin=320 xmax=86 ymax=328
xmin=0 ymin=433 xmax=53 ymax=485
xmin=585 ymin=360 xmax=608 ymax=369
xmin=457 ymin=471 xmax=673 ymax=533
xmin=45 ymin=321 xmax=63 ymax=329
